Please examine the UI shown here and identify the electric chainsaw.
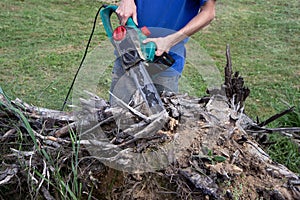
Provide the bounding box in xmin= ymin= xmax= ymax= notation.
xmin=100 ymin=5 xmax=175 ymax=116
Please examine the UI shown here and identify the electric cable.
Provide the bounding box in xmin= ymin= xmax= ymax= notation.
xmin=61 ymin=5 xmax=107 ymax=111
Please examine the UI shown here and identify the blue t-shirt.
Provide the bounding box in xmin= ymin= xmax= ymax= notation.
xmin=135 ymin=0 xmax=207 ymax=76
xmin=136 ymin=0 xmax=207 ymax=31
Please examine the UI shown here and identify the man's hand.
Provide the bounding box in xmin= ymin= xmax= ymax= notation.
xmin=143 ymin=32 xmax=186 ymax=56
xmin=116 ymin=0 xmax=138 ymax=25
xmin=143 ymin=37 xmax=174 ymax=57
xmin=143 ymin=37 xmax=172 ymax=56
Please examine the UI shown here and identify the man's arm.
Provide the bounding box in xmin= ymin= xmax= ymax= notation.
xmin=178 ymin=0 xmax=216 ymax=37
xmin=144 ymin=0 xmax=216 ymax=56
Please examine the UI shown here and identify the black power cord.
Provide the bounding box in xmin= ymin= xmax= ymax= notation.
xmin=61 ymin=5 xmax=107 ymax=111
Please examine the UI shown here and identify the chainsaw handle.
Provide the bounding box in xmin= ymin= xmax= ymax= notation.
xmin=99 ymin=5 xmax=158 ymax=63
xmin=100 ymin=5 xmax=136 ymax=40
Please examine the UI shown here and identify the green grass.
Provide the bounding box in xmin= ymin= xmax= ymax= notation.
xmin=1 ymin=0 xmax=299 ymax=121
xmin=269 ymin=87 xmax=300 ymax=127
xmin=267 ymin=133 xmax=300 ymax=174
xmin=0 ymin=0 xmax=107 ymax=109
xmin=195 ymin=0 xmax=300 ymax=119
xmin=265 ymin=89 xmax=300 ymax=174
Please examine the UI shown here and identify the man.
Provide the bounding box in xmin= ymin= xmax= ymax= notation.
xmin=111 ymin=0 xmax=216 ymax=95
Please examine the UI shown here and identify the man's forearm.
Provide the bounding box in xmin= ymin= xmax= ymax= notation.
xmin=180 ymin=0 xmax=216 ymax=36
xmin=166 ymin=0 xmax=216 ymax=48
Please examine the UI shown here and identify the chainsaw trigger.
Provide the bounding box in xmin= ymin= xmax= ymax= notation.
xmin=153 ymin=52 xmax=175 ymax=67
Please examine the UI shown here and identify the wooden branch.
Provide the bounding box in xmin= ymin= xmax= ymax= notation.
xmin=249 ymin=126 xmax=300 ymax=134
xmin=33 ymin=130 xmax=70 ymax=144
xmin=41 ymin=186 xmax=56 ymax=200
xmin=12 ymin=98 xmax=75 ymax=122
xmin=257 ymin=106 xmax=295 ymax=127
xmin=224 ymin=44 xmax=233 ymax=99
xmin=224 ymin=44 xmax=250 ymax=109
xmin=0 ymin=166 xmax=18 ymax=185
xmin=1 ymin=128 xmax=17 ymax=141
xmin=109 ymin=91 xmax=150 ymax=122
xmin=80 ymin=115 xmax=115 ymax=137
xmin=118 ymin=110 xmax=169 ymax=148
xmin=54 ymin=122 xmax=77 ymax=137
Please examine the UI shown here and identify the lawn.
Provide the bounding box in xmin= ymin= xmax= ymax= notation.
xmin=197 ymin=0 xmax=300 ymax=120
xmin=1 ymin=0 xmax=299 ymax=121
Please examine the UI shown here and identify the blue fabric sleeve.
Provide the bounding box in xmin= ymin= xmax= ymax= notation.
xmin=200 ymin=0 xmax=208 ymax=7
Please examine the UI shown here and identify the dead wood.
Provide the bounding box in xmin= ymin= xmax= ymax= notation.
xmin=0 ymin=46 xmax=299 ymax=200
xmin=12 ymin=98 xmax=76 ymax=122
xmin=224 ymin=44 xmax=250 ymax=110
xmin=257 ymin=106 xmax=295 ymax=127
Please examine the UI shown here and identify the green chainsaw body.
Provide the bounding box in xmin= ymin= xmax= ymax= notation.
xmin=100 ymin=5 xmax=156 ymax=62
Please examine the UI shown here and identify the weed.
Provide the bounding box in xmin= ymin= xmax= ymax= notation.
xmin=232 ymin=184 xmax=243 ymax=200
xmin=69 ymin=128 xmax=82 ymax=199
xmin=193 ymin=148 xmax=226 ymax=165
xmin=33 ymin=132 xmax=83 ymax=200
